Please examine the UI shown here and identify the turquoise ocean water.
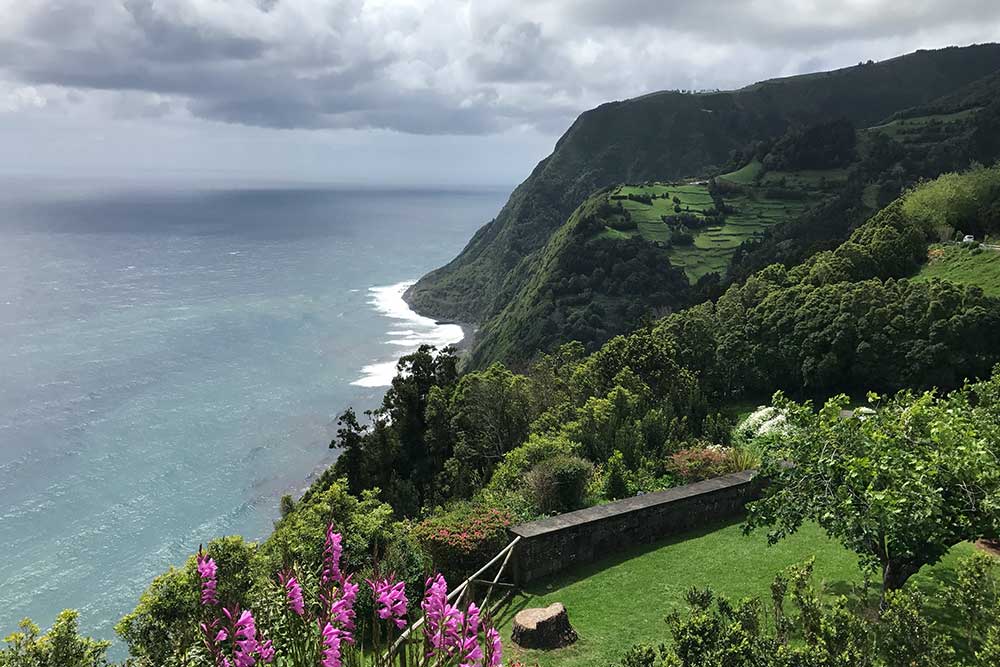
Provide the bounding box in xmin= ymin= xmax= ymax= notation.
xmin=0 ymin=177 xmax=505 ymax=647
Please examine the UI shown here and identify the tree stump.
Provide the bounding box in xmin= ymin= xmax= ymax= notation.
xmin=511 ymin=602 xmax=578 ymax=649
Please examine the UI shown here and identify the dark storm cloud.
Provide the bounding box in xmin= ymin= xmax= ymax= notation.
xmin=1 ymin=0 xmax=999 ymax=134
xmin=124 ymin=0 xmax=268 ymax=62
xmin=568 ymin=0 xmax=1000 ymax=47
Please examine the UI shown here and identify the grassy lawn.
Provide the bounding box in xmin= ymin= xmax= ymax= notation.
xmin=496 ymin=518 xmax=979 ymax=667
xmin=912 ymin=244 xmax=1000 ymax=296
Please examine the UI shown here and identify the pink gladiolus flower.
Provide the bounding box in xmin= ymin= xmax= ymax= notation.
xmin=368 ymin=577 xmax=409 ymax=629
xmin=458 ymin=603 xmax=483 ymax=667
xmin=197 ymin=553 xmax=219 ymax=606
xmin=279 ymin=573 xmax=305 ymax=616
xmin=422 ymin=574 xmax=461 ymax=654
xmin=486 ymin=626 xmax=502 ymax=667
xmin=258 ymin=640 xmax=275 ymax=664
xmin=325 ymin=574 xmax=359 ymax=648
xmin=321 ymin=622 xmax=344 ymax=667
xmin=321 ymin=524 xmax=344 ymax=587
xmin=224 ymin=608 xmax=273 ymax=667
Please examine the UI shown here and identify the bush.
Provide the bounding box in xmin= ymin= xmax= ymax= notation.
xmin=672 ymin=230 xmax=694 ymax=245
xmin=525 ymin=455 xmax=594 ymax=514
xmin=667 ymin=445 xmax=730 ymax=483
xmin=0 ymin=611 xmax=110 ymax=667
xmin=603 ymin=450 xmax=630 ymax=500
xmin=725 ymin=448 xmax=761 ymax=473
xmin=701 ymin=412 xmax=735 ymax=445
xmin=412 ymin=505 xmax=513 ymax=580
xmin=486 ymin=433 xmax=579 ymax=493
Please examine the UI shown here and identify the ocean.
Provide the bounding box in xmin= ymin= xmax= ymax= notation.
xmin=0 ymin=176 xmax=506 ymax=647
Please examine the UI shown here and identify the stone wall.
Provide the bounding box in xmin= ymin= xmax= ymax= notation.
xmin=509 ymin=470 xmax=758 ymax=584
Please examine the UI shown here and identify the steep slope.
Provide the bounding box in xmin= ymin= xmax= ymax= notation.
xmin=466 ymin=173 xmax=842 ymax=367
xmin=467 ymin=89 xmax=1000 ymax=367
xmin=467 ymin=189 xmax=693 ymax=366
xmin=726 ymin=64 xmax=1000 ymax=281
xmin=407 ymin=44 xmax=1000 ymax=327
xmin=636 ymin=165 xmax=1000 ymax=399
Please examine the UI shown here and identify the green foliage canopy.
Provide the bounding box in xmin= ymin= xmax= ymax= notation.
xmin=746 ymin=377 xmax=1000 ymax=594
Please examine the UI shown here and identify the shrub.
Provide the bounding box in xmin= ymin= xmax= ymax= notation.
xmin=279 ymin=494 xmax=296 ymax=517
xmin=525 ymin=455 xmax=594 ymax=514
xmin=603 ymin=450 xmax=630 ymax=500
xmin=672 ymin=230 xmax=694 ymax=245
xmin=413 ymin=505 xmax=513 ymax=580
xmin=701 ymin=412 xmax=735 ymax=445
xmin=725 ymin=448 xmax=761 ymax=473
xmin=879 ymin=589 xmax=954 ymax=666
xmin=486 ymin=433 xmax=578 ymax=493
xmin=667 ymin=445 xmax=730 ymax=483
xmin=0 ymin=611 xmax=110 ymax=667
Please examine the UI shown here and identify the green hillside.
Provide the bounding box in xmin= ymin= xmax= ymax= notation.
xmin=467 ymin=191 xmax=692 ymax=366
xmin=913 ymin=243 xmax=1000 ymax=296
xmin=609 ymin=181 xmax=818 ymax=282
xmin=408 ymin=44 xmax=1000 ymax=327
xmin=465 ymin=164 xmax=1000 ymax=369
xmin=409 ymin=45 xmax=1000 ymax=369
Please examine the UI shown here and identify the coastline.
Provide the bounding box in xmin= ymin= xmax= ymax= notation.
xmin=352 ymin=281 xmax=477 ymax=388
xmin=441 ymin=320 xmax=477 ymax=354
xmin=401 ymin=284 xmax=478 ymax=356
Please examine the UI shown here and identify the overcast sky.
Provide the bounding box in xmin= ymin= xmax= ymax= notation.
xmin=2 ymin=1 xmax=999 ymax=187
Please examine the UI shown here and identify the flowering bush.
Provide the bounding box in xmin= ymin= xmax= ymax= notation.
xmin=667 ymin=445 xmax=730 ymax=483
xmin=195 ymin=523 xmax=502 ymax=667
xmin=414 ymin=506 xmax=513 ymax=580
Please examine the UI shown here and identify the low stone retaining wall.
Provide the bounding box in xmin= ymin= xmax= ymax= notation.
xmin=509 ymin=470 xmax=759 ymax=584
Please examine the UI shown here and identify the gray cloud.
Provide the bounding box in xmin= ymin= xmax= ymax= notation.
xmin=0 ymin=0 xmax=999 ymax=135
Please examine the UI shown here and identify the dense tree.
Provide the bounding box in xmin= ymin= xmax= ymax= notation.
xmin=763 ymin=118 xmax=857 ymax=171
xmin=0 ymin=611 xmax=111 ymax=667
xmin=330 ymin=345 xmax=458 ymax=514
xmin=435 ymin=363 xmax=534 ymax=498
xmin=746 ymin=380 xmax=1000 ymax=597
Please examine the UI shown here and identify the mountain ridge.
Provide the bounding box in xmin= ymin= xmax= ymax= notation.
xmin=407 ymin=43 xmax=1000 ymax=367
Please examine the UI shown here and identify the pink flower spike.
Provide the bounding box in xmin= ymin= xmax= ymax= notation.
xmin=230 ymin=608 xmax=270 ymax=667
xmin=197 ymin=553 xmax=219 ymax=606
xmin=422 ymin=574 xmax=461 ymax=655
xmin=321 ymin=524 xmax=344 ymax=587
xmin=486 ymin=626 xmax=502 ymax=667
xmin=368 ymin=577 xmax=409 ymax=629
xmin=321 ymin=622 xmax=344 ymax=667
xmin=258 ymin=639 xmax=275 ymax=664
xmin=458 ymin=602 xmax=483 ymax=667
xmin=279 ymin=572 xmax=305 ymax=616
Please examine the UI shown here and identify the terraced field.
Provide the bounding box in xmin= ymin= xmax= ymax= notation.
xmin=864 ymin=108 xmax=980 ymax=143
xmin=605 ymin=182 xmax=815 ymax=282
xmin=759 ymin=168 xmax=848 ymax=189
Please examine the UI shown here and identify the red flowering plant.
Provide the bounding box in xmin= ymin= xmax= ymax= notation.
xmin=413 ymin=507 xmax=513 ymax=580
xmin=196 ymin=524 xmax=503 ymax=667
xmin=667 ymin=445 xmax=731 ymax=483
